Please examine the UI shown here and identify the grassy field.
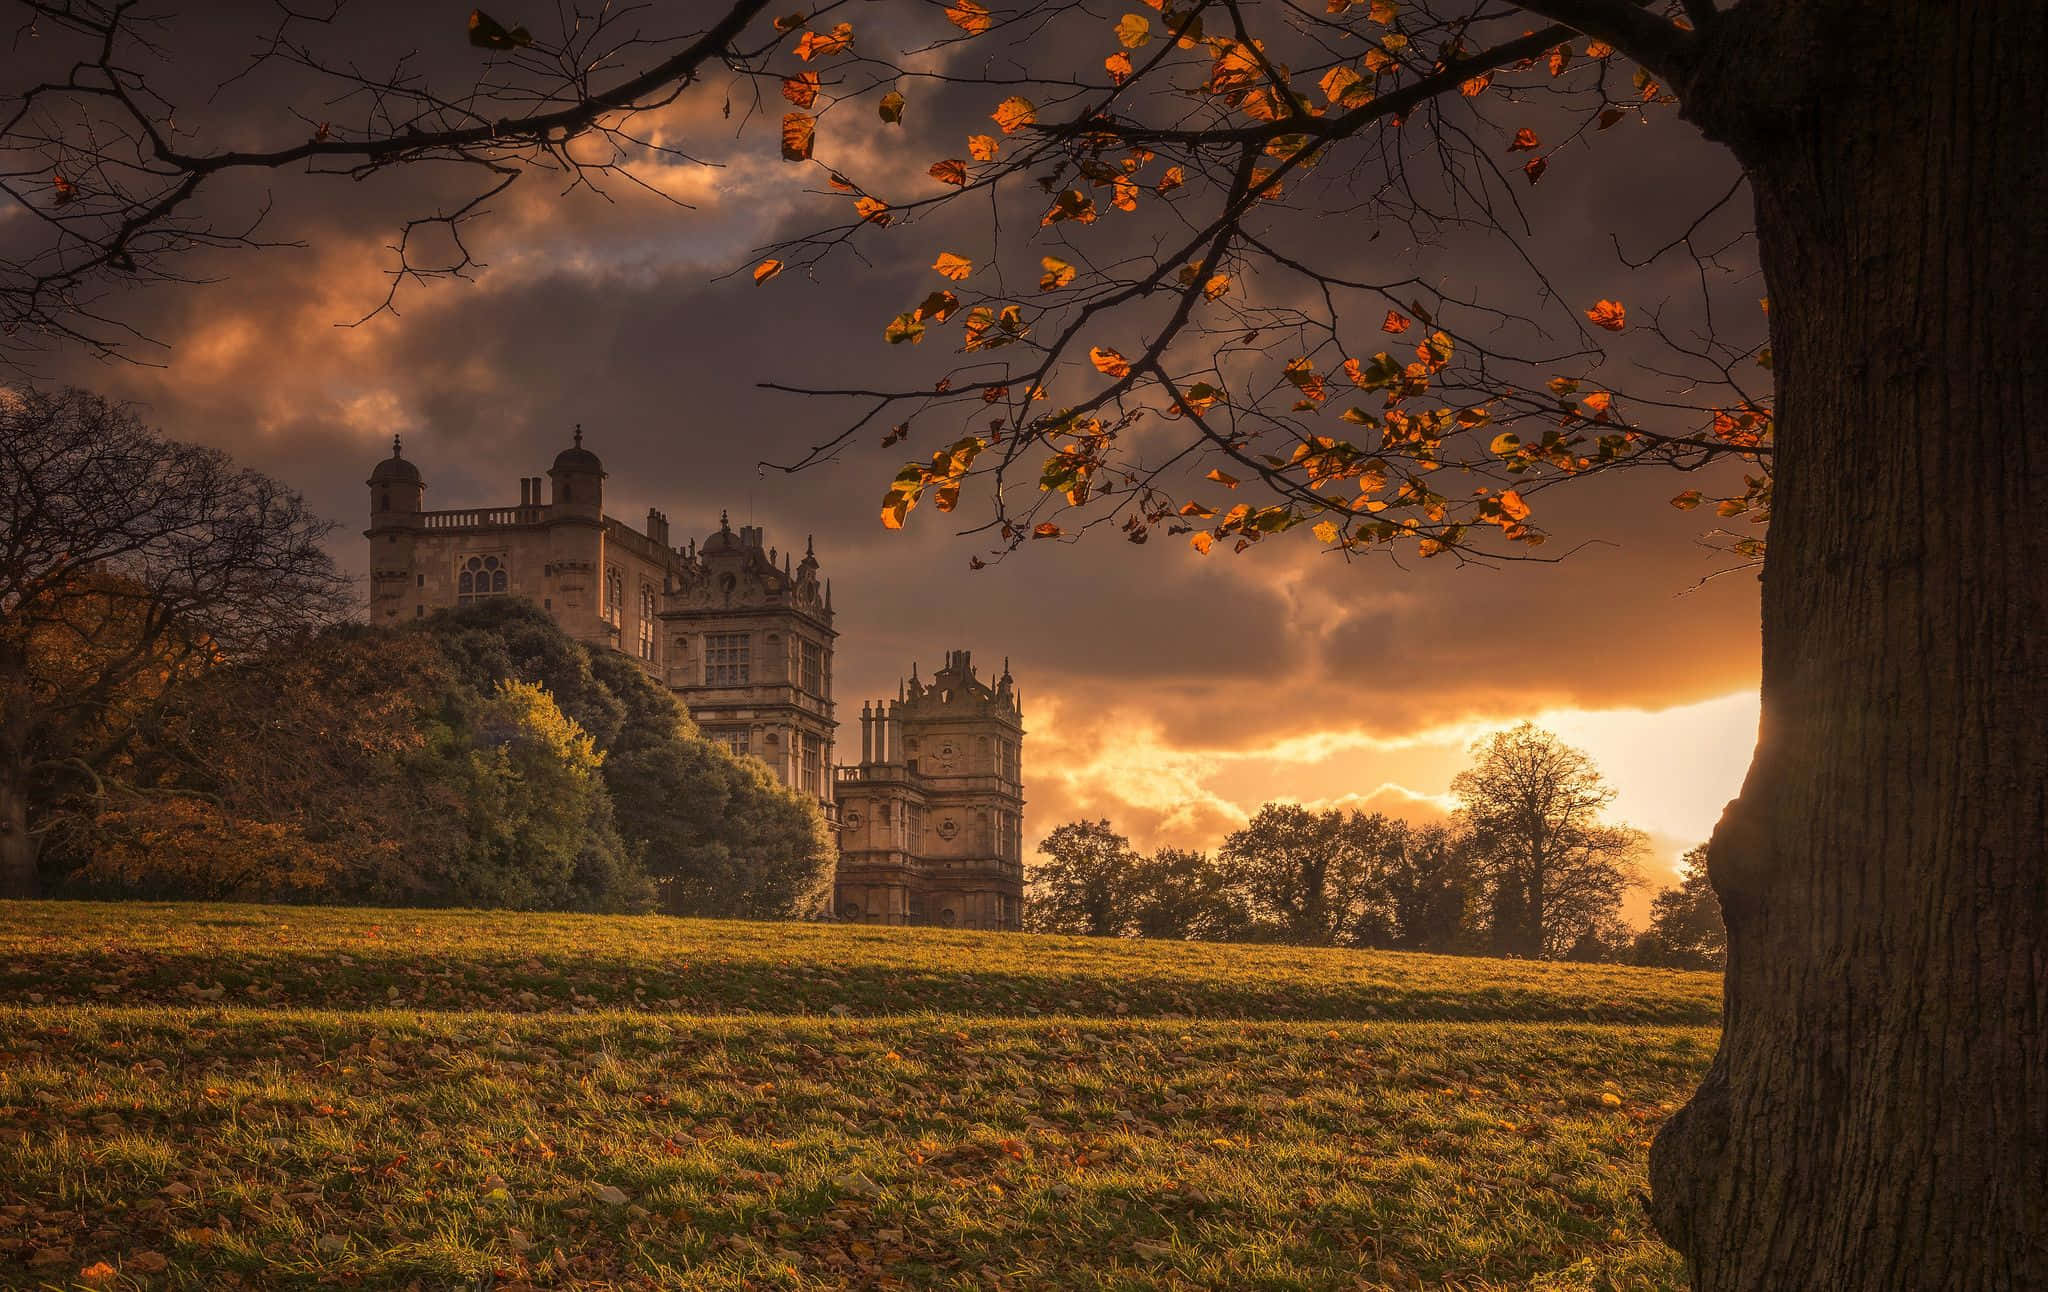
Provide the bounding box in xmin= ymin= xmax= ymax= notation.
xmin=0 ymin=903 xmax=1719 ymax=1290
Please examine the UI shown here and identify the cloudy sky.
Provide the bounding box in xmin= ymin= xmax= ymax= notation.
xmin=16 ymin=1 xmax=1764 ymax=900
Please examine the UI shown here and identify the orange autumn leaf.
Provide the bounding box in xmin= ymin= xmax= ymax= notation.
xmin=1523 ymin=155 xmax=1548 ymax=184
xmin=968 ymin=134 xmax=1001 ymax=161
xmin=1105 ymin=51 xmax=1134 ymax=83
xmin=781 ymin=73 xmax=820 ymax=107
xmin=945 ymin=0 xmax=992 ymax=33
xmin=752 ymin=259 xmax=784 ymax=285
xmin=933 ymin=252 xmax=973 ymax=280
xmin=780 ymin=113 xmax=815 ymax=161
xmin=1032 ymin=522 xmax=1063 ymax=538
xmin=992 ymin=96 xmax=1036 ymax=133
xmin=929 ymin=158 xmax=968 ymax=186
xmin=1458 ymin=72 xmax=1492 ymax=97
xmin=1586 ymin=299 xmax=1627 ymax=331
xmin=1157 ymin=165 xmax=1185 ymax=193
xmin=1507 ymin=127 xmax=1541 ymax=152
xmin=1190 ymin=531 xmax=1214 ymax=554
xmin=794 ymin=22 xmax=853 ymax=60
xmin=1382 ymin=309 xmax=1412 ymax=334
xmin=1498 ymin=488 xmax=1531 ymax=521
xmin=854 ymin=195 xmax=890 ymax=225
xmin=1206 ymin=468 xmax=1240 ymax=487
xmin=1089 ymin=346 xmax=1131 ymax=377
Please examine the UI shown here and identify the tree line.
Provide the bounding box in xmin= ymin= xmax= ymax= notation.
xmin=1027 ymin=723 xmax=1725 ymax=969
xmin=3 ymin=389 xmax=832 ymax=914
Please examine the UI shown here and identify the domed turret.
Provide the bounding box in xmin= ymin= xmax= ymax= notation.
xmin=368 ymin=435 xmax=424 ymax=526
xmin=547 ymin=424 xmax=605 ymax=516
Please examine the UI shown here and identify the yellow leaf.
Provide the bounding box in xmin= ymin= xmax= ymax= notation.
xmin=1320 ymin=65 xmax=1363 ymax=105
xmin=780 ymin=113 xmax=815 ymax=161
xmin=884 ymin=312 xmax=925 ymax=344
xmin=992 ymin=96 xmax=1036 ymax=134
xmin=1190 ymin=531 xmax=1214 ymax=554
xmin=1040 ymin=257 xmax=1077 ymax=290
xmin=1206 ymin=468 xmax=1240 ymax=487
xmin=933 ymin=252 xmax=973 ymax=280
xmin=1313 ymin=520 xmax=1341 ymax=544
xmin=1089 ymin=346 xmax=1131 ymax=377
xmin=752 ymin=259 xmax=784 ymax=285
xmin=1114 ymin=13 xmax=1151 ymax=47
xmin=968 ymin=134 xmax=1001 ymax=161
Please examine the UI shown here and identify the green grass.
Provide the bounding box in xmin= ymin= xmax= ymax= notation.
xmin=0 ymin=903 xmax=1718 ymax=1290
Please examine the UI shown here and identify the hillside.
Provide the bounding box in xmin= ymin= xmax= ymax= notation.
xmin=0 ymin=903 xmax=1719 ymax=1290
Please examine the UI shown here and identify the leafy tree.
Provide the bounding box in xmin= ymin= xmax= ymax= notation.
xmin=424 ymin=601 xmax=834 ymax=917
xmin=1026 ymin=820 xmax=1144 ymax=936
xmin=1381 ymin=823 xmax=1479 ymax=954
xmin=1127 ymin=847 xmax=1249 ymax=942
xmin=1219 ymin=804 xmax=1402 ymax=947
xmin=1452 ymin=724 xmax=1645 ymax=959
xmin=0 ymin=388 xmax=347 ymax=898
xmin=441 ymin=679 xmax=648 ymax=912
xmin=6 ymin=1 xmax=2045 ymax=1280
xmin=1635 ymin=845 xmax=1727 ymax=970
xmin=63 ymin=623 xmax=472 ymax=904
xmin=60 ymin=798 xmax=344 ymax=902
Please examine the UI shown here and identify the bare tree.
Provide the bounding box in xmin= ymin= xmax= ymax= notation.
xmin=1452 ymin=723 xmax=1644 ymax=958
xmin=0 ymin=387 xmax=348 ymax=896
xmin=2 ymin=1 xmax=2044 ymax=1284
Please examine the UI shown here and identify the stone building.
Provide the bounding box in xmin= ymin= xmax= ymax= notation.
xmin=833 ymin=651 xmax=1026 ymax=931
xmin=365 ymin=430 xmax=1023 ymax=925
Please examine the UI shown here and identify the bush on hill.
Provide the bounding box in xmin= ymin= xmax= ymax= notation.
xmin=42 ymin=601 xmax=831 ymax=916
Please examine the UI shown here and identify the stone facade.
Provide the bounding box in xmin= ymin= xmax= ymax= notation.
xmin=834 ymin=651 xmax=1026 ymax=931
xmin=364 ymin=431 xmax=1023 ymax=926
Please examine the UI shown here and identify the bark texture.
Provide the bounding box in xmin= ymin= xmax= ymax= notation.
xmin=1649 ymin=1 xmax=2048 ymax=1287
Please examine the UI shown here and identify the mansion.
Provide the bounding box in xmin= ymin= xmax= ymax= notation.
xmin=366 ymin=430 xmax=1023 ymax=930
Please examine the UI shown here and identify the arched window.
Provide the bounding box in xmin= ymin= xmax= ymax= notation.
xmin=459 ymin=555 xmax=507 ymax=602
xmin=604 ymin=566 xmax=623 ymax=628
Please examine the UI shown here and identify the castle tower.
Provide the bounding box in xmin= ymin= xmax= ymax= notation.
xmin=836 ymin=649 xmax=1025 ymax=930
xmin=539 ymin=426 xmax=609 ymax=648
xmin=658 ymin=515 xmax=837 ymax=804
xmin=365 ymin=436 xmax=425 ymax=622
xmin=547 ymin=423 xmax=605 ymax=516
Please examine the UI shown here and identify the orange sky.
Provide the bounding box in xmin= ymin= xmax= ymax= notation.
xmin=26 ymin=4 xmax=1766 ymax=903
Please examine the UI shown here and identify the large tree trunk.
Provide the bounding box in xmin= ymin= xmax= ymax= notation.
xmin=1649 ymin=2 xmax=2047 ymax=1286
